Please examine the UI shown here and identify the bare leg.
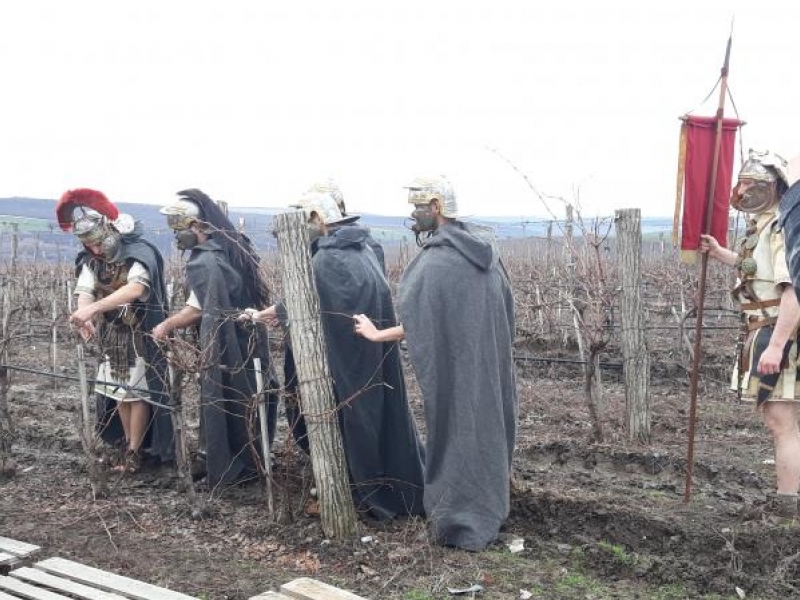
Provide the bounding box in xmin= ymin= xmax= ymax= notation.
xmin=116 ymin=401 xmax=132 ymax=449
xmin=128 ymin=400 xmax=150 ymax=453
xmin=761 ymin=401 xmax=800 ymax=494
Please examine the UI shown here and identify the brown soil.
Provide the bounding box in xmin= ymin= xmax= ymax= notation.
xmin=1 ymin=343 xmax=798 ymax=600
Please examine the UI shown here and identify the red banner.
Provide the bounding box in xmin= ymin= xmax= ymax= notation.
xmin=674 ymin=115 xmax=741 ymax=263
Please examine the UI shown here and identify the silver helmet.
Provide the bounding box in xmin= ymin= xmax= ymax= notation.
xmin=405 ymin=175 xmax=458 ymax=218
xmin=56 ymin=188 xmax=134 ymax=262
xmin=160 ymin=197 xmax=202 ymax=231
xmin=732 ymin=149 xmax=789 ymax=214
xmin=73 ymin=208 xmax=127 ymax=262
xmin=293 ymin=191 xmax=358 ymax=226
xmin=307 ymin=179 xmax=348 ymax=216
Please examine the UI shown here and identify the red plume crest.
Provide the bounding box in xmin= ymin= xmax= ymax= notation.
xmin=56 ymin=188 xmax=120 ymax=231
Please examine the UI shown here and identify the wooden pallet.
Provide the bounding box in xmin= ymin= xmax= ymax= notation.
xmin=0 ymin=557 xmax=196 ymax=600
xmin=250 ymin=577 xmax=369 ymax=600
xmin=0 ymin=537 xmax=40 ymax=570
xmin=0 ymin=550 xmax=367 ymax=600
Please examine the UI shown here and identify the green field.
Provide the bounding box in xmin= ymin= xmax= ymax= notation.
xmin=0 ymin=215 xmax=51 ymax=232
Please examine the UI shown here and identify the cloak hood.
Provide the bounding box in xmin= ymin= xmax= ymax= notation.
xmin=317 ymin=224 xmax=370 ymax=250
xmin=424 ymin=221 xmax=498 ymax=271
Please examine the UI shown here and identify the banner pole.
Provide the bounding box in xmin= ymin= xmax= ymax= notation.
xmin=684 ymin=35 xmax=733 ymax=503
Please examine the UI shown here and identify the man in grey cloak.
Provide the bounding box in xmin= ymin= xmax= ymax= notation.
xmin=355 ymin=175 xmax=517 ymax=550
xmin=249 ymin=191 xmax=425 ymax=520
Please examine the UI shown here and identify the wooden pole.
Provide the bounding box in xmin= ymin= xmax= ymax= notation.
xmin=10 ymin=223 xmax=18 ymax=275
xmin=615 ymin=208 xmax=651 ymax=443
xmin=0 ymin=277 xmax=15 ymax=477
xmin=167 ymin=358 xmax=202 ymax=513
xmin=51 ymin=280 xmax=59 ymax=392
xmin=273 ymin=211 xmax=357 ymax=538
xmin=76 ymin=344 xmax=92 ymax=443
xmin=75 ymin=340 xmax=107 ymax=498
xmin=684 ymin=35 xmax=733 ymax=503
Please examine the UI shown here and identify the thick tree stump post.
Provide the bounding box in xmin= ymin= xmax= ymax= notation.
xmin=273 ymin=211 xmax=357 ymax=538
xmin=615 ymin=208 xmax=651 ymax=443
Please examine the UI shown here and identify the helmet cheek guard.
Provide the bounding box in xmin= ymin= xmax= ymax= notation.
xmin=732 ymin=149 xmax=789 ymax=214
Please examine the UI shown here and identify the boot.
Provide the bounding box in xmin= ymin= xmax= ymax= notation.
xmin=766 ymin=492 xmax=798 ymax=518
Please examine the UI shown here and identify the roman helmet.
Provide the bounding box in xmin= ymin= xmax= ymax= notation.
xmin=290 ymin=190 xmax=357 ymax=243
xmin=405 ymin=175 xmax=457 ymax=241
xmin=306 ymin=179 xmax=354 ymax=219
xmin=160 ymin=195 xmax=203 ymax=250
xmin=294 ymin=190 xmax=359 ymax=226
xmin=731 ymin=149 xmax=789 ymax=214
xmin=56 ymin=188 xmax=135 ymax=262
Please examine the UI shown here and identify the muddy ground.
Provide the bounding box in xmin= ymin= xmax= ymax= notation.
xmin=1 ymin=338 xmax=799 ymax=600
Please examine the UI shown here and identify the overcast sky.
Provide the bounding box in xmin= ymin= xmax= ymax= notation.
xmin=1 ymin=0 xmax=798 ymax=218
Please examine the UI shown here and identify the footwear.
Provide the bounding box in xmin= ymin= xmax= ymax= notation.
xmin=190 ymin=456 xmax=207 ymax=482
xmin=766 ymin=492 xmax=798 ymax=518
xmin=112 ymin=449 xmax=142 ymax=474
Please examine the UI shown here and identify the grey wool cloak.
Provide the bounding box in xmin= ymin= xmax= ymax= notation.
xmin=399 ymin=221 xmax=517 ymax=551
xmin=282 ymin=225 xmax=385 ymax=453
xmin=185 ymin=240 xmax=278 ymax=488
xmin=312 ymin=225 xmax=425 ymax=520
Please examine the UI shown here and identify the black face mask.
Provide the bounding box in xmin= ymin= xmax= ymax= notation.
xmin=175 ymin=230 xmax=199 ymax=251
xmin=411 ymin=205 xmax=436 ymax=234
xmin=409 ymin=205 xmax=437 ymax=247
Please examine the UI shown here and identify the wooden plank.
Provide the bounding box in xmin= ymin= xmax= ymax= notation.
xmin=33 ymin=558 xmax=197 ymax=600
xmin=248 ymin=593 xmax=294 ymax=600
xmin=0 ymin=574 xmax=74 ymax=600
xmin=280 ymin=578 xmax=368 ymax=600
xmin=11 ymin=566 xmax=129 ymax=600
xmin=0 ymin=553 xmax=18 ymax=567
xmin=0 ymin=538 xmax=40 ymax=558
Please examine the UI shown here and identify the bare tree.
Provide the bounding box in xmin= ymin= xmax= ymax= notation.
xmin=489 ymin=147 xmax=615 ymax=441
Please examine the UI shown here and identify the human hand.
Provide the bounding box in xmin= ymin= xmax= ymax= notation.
xmin=353 ymin=314 xmax=379 ymax=341
xmin=77 ymin=321 xmax=96 ymax=341
xmin=237 ymin=308 xmax=259 ymax=322
xmin=69 ymin=305 xmax=97 ymax=328
xmin=699 ymin=234 xmax=720 ymax=255
xmin=152 ymin=322 xmax=171 ymax=342
xmin=758 ymin=343 xmax=785 ymax=376
xmin=261 ymin=305 xmax=280 ymax=328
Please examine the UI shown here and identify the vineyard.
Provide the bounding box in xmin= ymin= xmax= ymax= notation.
xmin=0 ymin=215 xmax=796 ymax=600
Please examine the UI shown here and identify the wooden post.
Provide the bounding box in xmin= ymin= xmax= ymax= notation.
xmin=76 ymin=342 xmax=107 ymax=497
xmin=0 ymin=278 xmax=15 ymax=477
xmin=273 ymin=211 xmax=357 ymax=538
xmin=564 ymin=205 xmax=584 ymax=357
xmin=51 ymin=280 xmax=59 ymax=392
xmin=65 ymin=278 xmax=73 ymax=314
xmin=615 ymin=208 xmax=651 ymax=443
xmin=76 ymin=344 xmax=92 ymax=443
xmin=564 ymin=205 xmax=574 ymax=262
xmin=10 ymin=223 xmax=18 ymax=275
xmin=167 ymin=359 xmax=202 ymax=513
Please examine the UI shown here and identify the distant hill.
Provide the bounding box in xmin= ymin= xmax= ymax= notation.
xmin=0 ymin=197 xmax=677 ymax=262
